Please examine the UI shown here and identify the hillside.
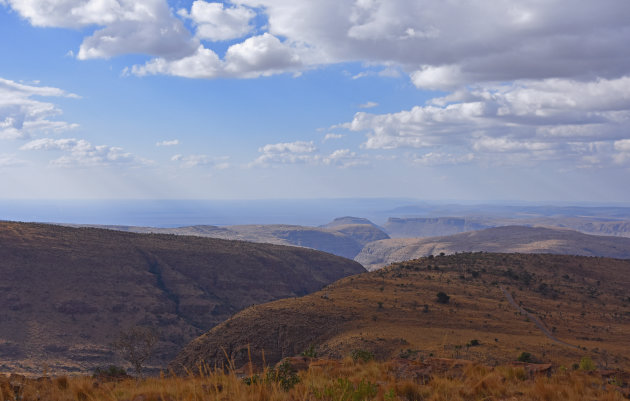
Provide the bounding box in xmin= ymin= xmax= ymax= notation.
xmin=65 ymin=218 xmax=389 ymax=259
xmin=382 ymin=216 xmax=630 ymax=238
xmin=383 ymin=217 xmax=492 ymax=238
xmin=356 ymin=226 xmax=630 ymax=271
xmin=0 ymin=222 xmax=364 ymax=374
xmin=171 ymin=253 xmax=630 ymax=373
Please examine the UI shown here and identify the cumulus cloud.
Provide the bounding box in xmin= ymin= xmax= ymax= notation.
xmin=413 ymin=152 xmax=474 ymax=166
xmin=132 ymin=33 xmax=303 ymax=79
xmin=323 ymin=149 xmax=367 ymax=168
xmin=344 ymin=76 xmax=630 ymax=165
xmin=20 ymin=138 xmax=140 ymax=167
xmin=0 ymin=77 xmax=79 ymax=139
xmin=323 ymin=133 xmax=344 ymax=142
xmin=8 ymin=1 xmax=629 ymax=84
xmin=156 ymin=139 xmax=179 ymax=146
xmin=4 ymin=0 xmax=198 ymax=60
xmin=178 ymin=1 xmax=255 ymax=41
xmin=251 ymin=140 xmax=317 ymax=166
xmin=231 ymin=0 xmax=630 ymax=85
xmin=251 ymin=140 xmax=369 ymax=168
xmin=171 ymin=153 xmax=229 ymax=168
xmin=358 ymin=101 xmax=378 ymax=109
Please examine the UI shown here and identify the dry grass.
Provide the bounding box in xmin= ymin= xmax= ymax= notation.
xmin=1 ymin=359 xmax=627 ymax=401
xmin=174 ymin=253 xmax=630 ymax=371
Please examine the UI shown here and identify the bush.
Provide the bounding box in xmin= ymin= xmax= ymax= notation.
xmin=517 ymin=352 xmax=533 ymax=363
xmin=351 ymin=349 xmax=375 ymax=363
xmin=92 ymin=365 xmax=127 ymax=378
xmin=579 ymin=356 xmax=596 ymax=371
xmin=266 ymin=360 xmax=300 ymax=391
xmin=436 ymin=292 xmax=450 ymax=304
xmin=301 ymin=344 xmax=317 ymax=358
xmin=467 ymin=339 xmax=481 ymax=347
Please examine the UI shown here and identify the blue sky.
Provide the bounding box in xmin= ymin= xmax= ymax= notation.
xmin=1 ymin=0 xmax=630 ymax=202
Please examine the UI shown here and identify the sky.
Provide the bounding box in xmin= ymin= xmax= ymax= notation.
xmin=1 ymin=0 xmax=630 ymax=202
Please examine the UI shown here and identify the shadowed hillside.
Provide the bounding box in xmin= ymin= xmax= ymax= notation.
xmin=171 ymin=253 xmax=630 ymax=373
xmin=0 ymin=222 xmax=364 ymax=374
xmin=356 ymin=226 xmax=630 ymax=271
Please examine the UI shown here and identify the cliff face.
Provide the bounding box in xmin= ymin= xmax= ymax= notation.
xmin=0 ymin=221 xmax=365 ymax=374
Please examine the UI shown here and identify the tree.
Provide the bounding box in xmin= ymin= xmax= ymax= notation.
xmin=112 ymin=326 xmax=158 ymax=379
xmin=436 ymin=291 xmax=450 ymax=304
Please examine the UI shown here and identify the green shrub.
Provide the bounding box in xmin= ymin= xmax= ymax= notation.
xmin=301 ymin=344 xmax=317 ymax=358
xmin=517 ymin=352 xmax=533 ymax=363
xmin=266 ymin=360 xmax=300 ymax=391
xmin=351 ymin=349 xmax=375 ymax=363
xmin=579 ymin=356 xmax=596 ymax=371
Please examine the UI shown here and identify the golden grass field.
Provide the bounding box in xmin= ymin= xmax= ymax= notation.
xmin=2 ymin=357 xmax=629 ymax=401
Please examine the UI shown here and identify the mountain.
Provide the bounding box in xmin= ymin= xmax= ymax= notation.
xmin=383 ymin=217 xmax=492 ymax=238
xmin=0 ymin=221 xmax=364 ymax=374
xmin=355 ymin=226 xmax=630 ymax=271
xmin=64 ymin=218 xmax=390 ymax=260
xmin=170 ymin=253 xmax=630 ymax=373
xmin=381 ymin=216 xmax=630 ymax=239
xmin=320 ymin=216 xmax=382 ymax=229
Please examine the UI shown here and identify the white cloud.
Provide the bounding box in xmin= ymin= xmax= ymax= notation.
xmin=358 ymin=101 xmax=378 ymax=109
xmin=343 ymin=76 xmax=630 ymax=165
xmin=0 ymin=77 xmax=79 ymax=139
xmin=413 ymin=152 xmax=474 ymax=166
xmin=4 ymin=0 xmax=198 ymax=60
xmin=170 ymin=153 xmax=228 ymax=168
xmin=323 ymin=133 xmax=344 ymax=142
xmin=410 ymin=65 xmax=465 ymax=90
xmin=178 ymin=1 xmax=255 ymax=41
xmin=251 ymin=140 xmax=318 ymax=166
xmin=251 ymin=140 xmax=369 ymax=168
xmin=323 ymin=149 xmax=367 ymax=168
xmin=156 ymin=139 xmax=179 ymax=146
xmin=613 ymin=139 xmax=630 ymax=165
xmin=9 ymin=1 xmax=629 ymax=84
xmin=132 ymin=33 xmax=303 ymax=79
xmin=20 ymin=138 xmax=140 ymax=167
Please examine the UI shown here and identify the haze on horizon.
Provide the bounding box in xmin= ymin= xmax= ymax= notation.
xmin=1 ymin=1 xmax=630 ymax=203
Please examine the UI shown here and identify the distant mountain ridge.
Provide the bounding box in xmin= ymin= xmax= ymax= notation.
xmin=0 ymin=221 xmax=364 ymax=374
xmin=355 ymin=225 xmax=630 ymax=270
xmin=63 ymin=217 xmax=390 ymax=260
xmin=381 ymin=216 xmax=630 ymax=238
